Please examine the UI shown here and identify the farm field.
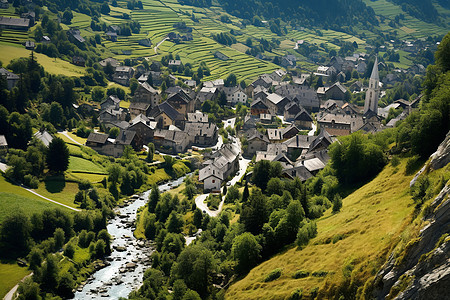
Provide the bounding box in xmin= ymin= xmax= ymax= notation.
xmin=226 ymin=158 xmax=416 ymax=299
xmin=362 ymin=0 xmax=448 ymax=38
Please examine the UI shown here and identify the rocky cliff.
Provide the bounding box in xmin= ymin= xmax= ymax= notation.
xmin=371 ymin=131 xmax=450 ymax=300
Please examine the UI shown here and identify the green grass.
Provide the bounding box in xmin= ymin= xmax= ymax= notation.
xmin=68 ymin=156 xmax=106 ymax=174
xmin=34 ymin=179 xmax=80 ymax=209
xmin=0 ymin=175 xmax=71 ymax=224
xmin=0 ymin=263 xmax=31 ymax=299
xmin=0 ymin=44 xmax=85 ymax=77
xmin=226 ymin=158 xmax=417 ymax=300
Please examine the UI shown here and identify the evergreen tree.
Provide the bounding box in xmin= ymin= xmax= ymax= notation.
xmin=46 ymin=137 xmax=69 ymax=173
xmin=148 ymin=184 xmax=160 ymax=213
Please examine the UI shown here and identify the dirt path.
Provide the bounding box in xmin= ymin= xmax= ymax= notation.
xmin=24 ymin=188 xmax=81 ymax=212
xmin=3 ymin=272 xmax=33 ymax=300
xmin=59 ymin=131 xmax=83 ymax=145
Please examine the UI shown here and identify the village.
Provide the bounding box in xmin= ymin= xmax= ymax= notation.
xmin=1 ymin=51 xmax=421 ymax=201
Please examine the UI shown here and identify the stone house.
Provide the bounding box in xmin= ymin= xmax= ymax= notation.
xmin=246 ymin=129 xmax=270 ymax=158
xmin=133 ymin=82 xmax=161 ymax=108
xmin=113 ymin=66 xmax=134 ymax=86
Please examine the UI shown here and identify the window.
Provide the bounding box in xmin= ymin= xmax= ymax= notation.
xmin=212 ymin=179 xmax=215 ymax=183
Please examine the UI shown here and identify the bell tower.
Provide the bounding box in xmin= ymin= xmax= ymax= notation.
xmin=364 ymin=57 xmax=380 ymax=115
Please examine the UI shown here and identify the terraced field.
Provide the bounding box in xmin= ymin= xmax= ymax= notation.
xmin=362 ymin=0 xmax=448 ymax=38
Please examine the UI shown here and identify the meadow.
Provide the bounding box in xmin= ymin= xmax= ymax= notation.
xmin=226 ymin=157 xmax=416 ymax=299
xmin=0 ymin=175 xmax=71 ymax=224
xmin=0 ymin=44 xmax=85 ymax=77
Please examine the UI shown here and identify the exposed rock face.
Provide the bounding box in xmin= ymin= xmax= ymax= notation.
xmin=430 ymin=131 xmax=450 ymax=170
xmin=373 ymin=132 xmax=450 ymax=300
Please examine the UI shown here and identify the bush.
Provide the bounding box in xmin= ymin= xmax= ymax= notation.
xmin=312 ymin=270 xmax=328 ymax=277
xmin=64 ymin=243 xmax=75 ymax=259
xmin=264 ymin=268 xmax=282 ymax=282
xmin=391 ymin=155 xmax=400 ymax=167
xmin=23 ymin=174 xmax=39 ymax=188
xmin=405 ymin=155 xmax=421 ymax=175
xmin=290 ymin=289 xmax=303 ymax=300
xmin=293 ymin=270 xmax=310 ymax=279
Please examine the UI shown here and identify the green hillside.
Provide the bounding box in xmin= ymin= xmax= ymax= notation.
xmin=226 ymin=157 xmax=417 ymax=299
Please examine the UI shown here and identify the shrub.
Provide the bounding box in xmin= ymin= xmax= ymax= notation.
xmin=64 ymin=243 xmax=75 ymax=259
xmin=293 ymin=270 xmax=310 ymax=279
xmin=23 ymin=174 xmax=39 ymax=188
xmin=405 ymin=155 xmax=421 ymax=175
xmin=264 ymin=268 xmax=282 ymax=282
xmin=290 ymin=289 xmax=303 ymax=300
xmin=312 ymin=270 xmax=328 ymax=277
xmin=391 ymin=155 xmax=400 ymax=167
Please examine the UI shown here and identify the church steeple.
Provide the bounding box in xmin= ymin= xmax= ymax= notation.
xmin=364 ymin=57 xmax=380 ymax=115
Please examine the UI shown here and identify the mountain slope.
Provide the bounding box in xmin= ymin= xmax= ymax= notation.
xmin=225 ymin=158 xmax=416 ymax=299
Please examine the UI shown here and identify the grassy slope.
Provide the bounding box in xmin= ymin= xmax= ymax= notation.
xmin=0 ymin=263 xmax=31 ymax=299
xmin=0 ymin=175 xmax=71 ymax=223
xmin=0 ymin=44 xmax=85 ymax=77
xmin=226 ymin=158 xmax=415 ymax=299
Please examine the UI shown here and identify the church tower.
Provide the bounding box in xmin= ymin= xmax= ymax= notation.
xmin=364 ymin=57 xmax=380 ymax=115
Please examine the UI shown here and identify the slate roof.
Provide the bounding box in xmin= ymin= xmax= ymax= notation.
xmin=149 ymin=102 xmax=184 ymax=121
xmin=247 ymin=129 xmax=270 ymax=143
xmin=283 ymin=135 xmax=316 ymax=150
xmin=34 ymin=130 xmax=53 ymax=147
xmin=266 ymin=93 xmax=284 ymax=105
xmin=303 ymin=157 xmax=326 ymax=172
xmin=0 ymin=134 xmax=7 ymax=147
xmin=87 ymin=132 xmax=109 ymax=144
xmin=129 ymin=102 xmax=150 ymax=111
xmin=250 ymin=99 xmax=268 ymax=109
xmin=139 ymin=82 xmax=158 ymax=94
xmin=309 ymin=130 xmax=333 ymax=152
xmin=0 ymin=16 xmax=30 ymax=28
xmin=184 ymin=122 xmax=217 ymax=137
xmin=99 ymin=57 xmax=120 ymax=67
xmin=294 ymin=109 xmax=313 ymax=122
xmin=282 ymin=165 xmax=313 ymax=181
xmin=187 ymin=112 xmax=208 ymax=123
xmin=199 ymin=165 xmax=223 ymax=181
xmin=0 ymin=68 xmax=19 ymax=80
xmin=167 ymin=89 xmax=191 ymax=104
xmin=116 ymin=130 xmax=136 ymax=145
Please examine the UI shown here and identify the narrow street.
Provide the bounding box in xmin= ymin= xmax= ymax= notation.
xmin=195 ymin=120 xmax=250 ymax=217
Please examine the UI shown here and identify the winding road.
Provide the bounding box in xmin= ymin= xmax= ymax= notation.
xmin=195 ymin=121 xmax=250 ymax=218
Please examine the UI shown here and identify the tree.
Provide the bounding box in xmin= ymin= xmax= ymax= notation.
xmin=172 ymin=245 xmax=216 ymax=297
xmin=108 ymin=164 xmax=122 ymax=184
xmin=46 ymin=137 xmax=69 ymax=173
xmin=193 ymin=209 xmax=203 ymax=228
xmin=17 ymin=278 xmax=41 ymax=300
xmin=147 ymin=143 xmax=155 ymax=162
xmin=130 ymin=78 xmax=139 ymax=95
xmin=332 ymin=194 xmax=342 ymax=213
xmin=41 ymin=254 xmax=59 ymax=292
xmin=224 ymin=73 xmax=237 ymax=87
xmin=435 ymin=32 xmax=450 ymax=72
xmin=53 ymin=228 xmax=65 ymax=251
xmin=91 ymin=86 xmax=105 ymax=102
xmin=101 ymin=2 xmax=110 ymax=14
xmin=148 ymin=184 xmax=160 ymax=213
xmin=62 ymin=9 xmax=73 ymax=24
xmin=0 ymin=211 xmax=31 ymax=257
xmin=109 ymin=127 xmax=120 ymax=138
xmin=240 ymin=188 xmax=269 ymax=234
xmin=97 ymin=229 xmax=112 ymax=255
xmin=232 ymin=232 xmax=261 ymax=274
xmin=166 ymin=211 xmax=184 ymax=233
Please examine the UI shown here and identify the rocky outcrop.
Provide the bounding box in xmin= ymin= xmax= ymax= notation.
xmin=372 ymin=132 xmax=450 ymax=300
xmin=430 ymin=130 xmax=450 ymax=170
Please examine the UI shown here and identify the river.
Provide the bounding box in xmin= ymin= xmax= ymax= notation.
xmin=73 ymin=174 xmax=190 ymax=299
